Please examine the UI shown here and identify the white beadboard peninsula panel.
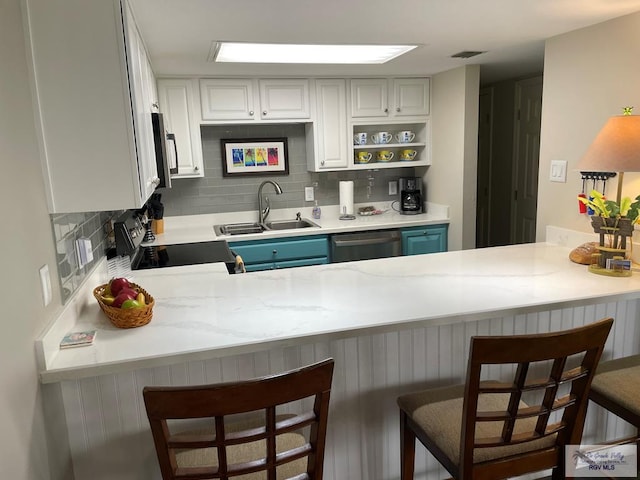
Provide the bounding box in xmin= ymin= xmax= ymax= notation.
xmin=59 ymin=299 xmax=639 ymax=480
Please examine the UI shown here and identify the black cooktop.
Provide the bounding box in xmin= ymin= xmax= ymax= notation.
xmin=131 ymin=241 xmax=236 ymax=270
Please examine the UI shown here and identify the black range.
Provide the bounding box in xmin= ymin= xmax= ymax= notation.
xmin=113 ymin=210 xmax=238 ymax=273
xmin=131 ymin=241 xmax=236 ymax=271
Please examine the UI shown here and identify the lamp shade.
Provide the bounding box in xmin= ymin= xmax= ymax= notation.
xmin=577 ymin=114 xmax=640 ymax=172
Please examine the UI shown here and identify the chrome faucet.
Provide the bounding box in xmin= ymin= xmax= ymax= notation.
xmin=258 ymin=180 xmax=283 ymax=224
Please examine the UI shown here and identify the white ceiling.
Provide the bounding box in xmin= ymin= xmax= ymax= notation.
xmin=129 ymin=0 xmax=640 ymax=84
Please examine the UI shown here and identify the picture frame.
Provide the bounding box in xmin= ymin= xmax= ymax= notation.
xmin=221 ymin=138 xmax=289 ymax=177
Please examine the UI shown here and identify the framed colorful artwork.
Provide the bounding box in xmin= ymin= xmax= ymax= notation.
xmin=221 ymin=138 xmax=289 ymax=177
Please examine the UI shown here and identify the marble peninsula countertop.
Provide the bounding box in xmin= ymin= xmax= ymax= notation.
xmin=37 ymin=237 xmax=640 ymax=383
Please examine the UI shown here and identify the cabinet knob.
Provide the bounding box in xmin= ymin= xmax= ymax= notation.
xmin=272 ymin=249 xmax=277 ymax=255
xmin=249 ymin=111 xmax=254 ymax=116
xmin=321 ymin=160 xmax=325 ymax=166
xmin=396 ymin=107 xmax=401 ymax=112
xmin=263 ymin=110 xmax=267 ymax=116
xmin=384 ymin=108 xmax=388 ymax=113
xmin=194 ymin=166 xmax=199 ymax=171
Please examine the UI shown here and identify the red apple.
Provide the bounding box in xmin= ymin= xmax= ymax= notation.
xmin=112 ymin=290 xmax=137 ymax=308
xmin=109 ymin=277 xmax=130 ymax=296
xmin=118 ymin=287 xmax=139 ymax=299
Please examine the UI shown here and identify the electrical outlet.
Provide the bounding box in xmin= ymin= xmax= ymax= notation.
xmin=388 ymin=181 xmax=398 ymax=195
xmin=39 ymin=264 xmax=52 ymax=306
xmin=304 ymin=186 xmax=314 ymax=202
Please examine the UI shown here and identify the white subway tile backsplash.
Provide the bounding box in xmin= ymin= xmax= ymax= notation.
xmin=159 ymin=123 xmax=413 ymax=216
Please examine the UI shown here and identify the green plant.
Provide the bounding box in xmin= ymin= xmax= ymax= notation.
xmin=578 ymin=190 xmax=640 ymax=223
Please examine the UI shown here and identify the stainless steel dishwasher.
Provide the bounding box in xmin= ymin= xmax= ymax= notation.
xmin=330 ymin=229 xmax=402 ymax=263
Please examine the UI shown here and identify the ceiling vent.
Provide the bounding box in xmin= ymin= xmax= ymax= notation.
xmin=451 ymin=51 xmax=486 ymax=59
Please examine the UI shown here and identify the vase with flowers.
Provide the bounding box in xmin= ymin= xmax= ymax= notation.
xmin=578 ymin=190 xmax=640 ymax=275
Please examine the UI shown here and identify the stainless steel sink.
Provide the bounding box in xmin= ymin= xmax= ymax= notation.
xmin=214 ymin=218 xmax=319 ymax=236
xmin=214 ymin=222 xmax=266 ymax=236
xmin=265 ymin=218 xmax=319 ymax=230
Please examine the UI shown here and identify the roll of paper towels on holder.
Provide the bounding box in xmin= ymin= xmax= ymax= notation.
xmin=339 ymin=181 xmax=354 ymax=215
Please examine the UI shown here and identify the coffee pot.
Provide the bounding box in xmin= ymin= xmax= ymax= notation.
xmin=398 ymin=177 xmax=424 ymax=215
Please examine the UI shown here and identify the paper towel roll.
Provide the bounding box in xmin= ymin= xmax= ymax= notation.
xmin=339 ymin=181 xmax=354 ymax=215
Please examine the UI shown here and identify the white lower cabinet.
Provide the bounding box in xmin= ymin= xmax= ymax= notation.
xmin=23 ymin=0 xmax=158 ymax=213
xmin=157 ymin=79 xmax=204 ymax=178
xmin=306 ymin=79 xmax=348 ymax=171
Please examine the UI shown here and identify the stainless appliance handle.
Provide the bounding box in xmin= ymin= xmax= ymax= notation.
xmin=166 ymin=132 xmax=178 ymax=174
xmin=332 ymin=236 xmax=397 ymax=247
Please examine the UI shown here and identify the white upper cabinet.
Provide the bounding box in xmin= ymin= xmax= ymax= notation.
xmin=306 ymin=79 xmax=348 ymax=171
xmin=123 ymin=0 xmax=159 ymax=201
xmin=258 ymin=79 xmax=310 ymax=120
xmin=393 ymin=78 xmax=430 ymax=117
xmin=157 ymin=79 xmax=204 ymax=178
xmin=350 ymin=78 xmax=389 ymax=118
xmin=199 ymin=78 xmax=310 ymax=122
xmin=23 ymin=0 xmax=158 ymax=213
xmin=199 ymin=79 xmax=255 ymax=121
xmin=350 ymin=78 xmax=430 ymax=119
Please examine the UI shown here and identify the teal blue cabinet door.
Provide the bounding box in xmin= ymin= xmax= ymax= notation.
xmin=243 ymin=257 xmax=328 ymax=272
xmin=230 ymin=235 xmax=329 ymax=272
xmin=401 ymin=225 xmax=448 ymax=255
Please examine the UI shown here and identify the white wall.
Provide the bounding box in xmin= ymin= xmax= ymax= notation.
xmin=1 ymin=0 xmax=66 ymax=477
xmin=429 ymin=65 xmax=480 ymax=250
xmin=537 ymin=11 xmax=640 ymax=242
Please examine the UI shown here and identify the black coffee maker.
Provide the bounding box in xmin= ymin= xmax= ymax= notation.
xmin=399 ymin=177 xmax=423 ymax=215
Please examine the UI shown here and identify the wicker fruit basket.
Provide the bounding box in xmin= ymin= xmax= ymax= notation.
xmin=93 ymin=283 xmax=155 ymax=329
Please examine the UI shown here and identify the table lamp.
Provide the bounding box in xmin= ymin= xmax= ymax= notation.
xmin=578 ymin=109 xmax=640 ymax=205
xmin=577 ymin=108 xmax=640 ymax=276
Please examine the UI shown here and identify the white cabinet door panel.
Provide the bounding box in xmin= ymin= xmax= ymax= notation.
xmin=312 ymin=79 xmax=347 ymax=170
xmin=157 ymin=79 xmax=204 ymax=177
xmin=393 ymin=78 xmax=430 ymax=116
xmin=259 ymin=79 xmax=310 ymax=119
xmin=350 ymin=78 xmax=388 ymax=118
xmin=200 ymin=79 xmax=256 ymax=120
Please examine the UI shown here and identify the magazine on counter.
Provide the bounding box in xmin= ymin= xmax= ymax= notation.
xmin=59 ymin=330 xmax=97 ymax=349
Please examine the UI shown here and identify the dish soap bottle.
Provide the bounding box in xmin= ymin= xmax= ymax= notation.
xmin=312 ymin=201 xmax=321 ymax=219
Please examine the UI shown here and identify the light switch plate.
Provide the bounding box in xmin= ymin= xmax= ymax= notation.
xmin=550 ymin=160 xmax=567 ymax=183
xmin=75 ymin=237 xmax=94 ymax=267
xmin=388 ymin=181 xmax=398 ymax=195
xmin=304 ymin=186 xmax=314 ymax=202
xmin=39 ymin=264 xmax=52 ymax=307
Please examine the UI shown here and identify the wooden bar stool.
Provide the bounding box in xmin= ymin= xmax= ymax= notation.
xmin=397 ymin=318 xmax=613 ymax=480
xmin=144 ymin=358 xmax=334 ymax=480
xmin=590 ymin=353 xmax=640 ymax=433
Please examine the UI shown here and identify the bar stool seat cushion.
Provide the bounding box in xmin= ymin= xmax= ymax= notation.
xmin=174 ymin=415 xmax=308 ymax=479
xmin=591 ymin=354 xmax=640 ymax=418
xmin=397 ymin=384 xmax=557 ymax=466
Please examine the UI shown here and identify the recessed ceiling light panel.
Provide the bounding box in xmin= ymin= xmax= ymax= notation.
xmin=211 ymin=42 xmax=418 ymax=64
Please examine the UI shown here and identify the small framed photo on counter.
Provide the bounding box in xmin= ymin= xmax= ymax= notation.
xmin=221 ymin=138 xmax=289 ymax=177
